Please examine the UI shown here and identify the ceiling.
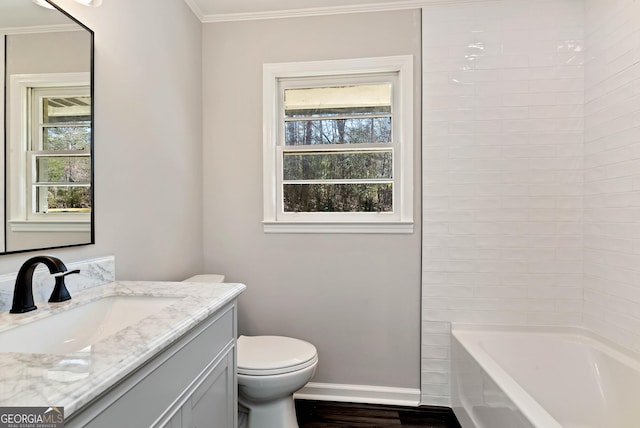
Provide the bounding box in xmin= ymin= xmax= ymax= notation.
xmin=187 ymin=0 xmax=420 ymax=21
xmin=0 ymin=0 xmax=73 ymax=29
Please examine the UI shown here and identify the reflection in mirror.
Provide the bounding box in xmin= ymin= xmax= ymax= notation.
xmin=2 ymin=0 xmax=93 ymax=253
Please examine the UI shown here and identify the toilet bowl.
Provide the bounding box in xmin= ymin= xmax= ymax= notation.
xmin=182 ymin=275 xmax=318 ymax=428
xmin=237 ymin=335 xmax=318 ymax=428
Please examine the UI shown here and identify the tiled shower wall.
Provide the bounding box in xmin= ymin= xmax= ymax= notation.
xmin=421 ymin=0 xmax=585 ymax=405
xmin=583 ymin=0 xmax=640 ymax=353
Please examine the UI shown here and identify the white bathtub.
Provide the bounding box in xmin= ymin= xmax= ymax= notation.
xmin=451 ymin=325 xmax=640 ymax=428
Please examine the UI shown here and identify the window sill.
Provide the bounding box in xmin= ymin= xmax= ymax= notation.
xmin=9 ymin=219 xmax=91 ymax=233
xmin=263 ymin=221 xmax=414 ymax=234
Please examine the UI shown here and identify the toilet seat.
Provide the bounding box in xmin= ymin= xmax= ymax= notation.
xmin=238 ymin=335 xmax=318 ymax=376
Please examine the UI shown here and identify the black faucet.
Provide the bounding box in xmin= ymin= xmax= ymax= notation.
xmin=10 ymin=256 xmax=80 ymax=314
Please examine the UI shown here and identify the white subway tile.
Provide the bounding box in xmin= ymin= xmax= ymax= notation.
xmin=421 ymin=344 xmax=450 ymax=360
xmin=421 ymin=321 xmax=451 ymax=334
xmin=420 ymin=383 xmax=450 ymax=398
xmin=421 ymin=359 xmax=451 ymax=373
xmin=421 ymin=371 xmax=450 ymax=385
xmin=418 ymin=0 xmax=615 ymax=404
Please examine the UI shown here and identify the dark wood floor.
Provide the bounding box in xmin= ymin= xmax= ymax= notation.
xmin=295 ymin=400 xmax=461 ymax=428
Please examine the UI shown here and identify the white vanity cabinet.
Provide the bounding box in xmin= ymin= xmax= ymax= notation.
xmin=66 ymin=302 xmax=238 ymax=428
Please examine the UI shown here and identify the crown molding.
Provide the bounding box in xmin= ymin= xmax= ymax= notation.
xmin=184 ymin=0 xmax=205 ymax=22
xmin=195 ymin=0 xmax=489 ymax=23
xmin=201 ymin=0 xmax=425 ymax=23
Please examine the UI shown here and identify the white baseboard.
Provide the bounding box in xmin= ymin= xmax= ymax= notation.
xmin=294 ymin=382 xmax=421 ymax=407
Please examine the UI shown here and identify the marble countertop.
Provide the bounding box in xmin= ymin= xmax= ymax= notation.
xmin=0 ymin=280 xmax=245 ymax=415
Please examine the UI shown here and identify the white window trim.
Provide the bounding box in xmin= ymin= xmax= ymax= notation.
xmin=262 ymin=55 xmax=414 ymax=234
xmin=8 ymin=72 xmax=91 ymax=233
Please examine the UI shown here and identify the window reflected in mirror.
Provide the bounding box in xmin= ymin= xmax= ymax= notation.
xmin=32 ymin=87 xmax=92 ymax=216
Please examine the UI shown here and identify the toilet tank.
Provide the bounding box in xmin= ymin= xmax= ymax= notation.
xmin=183 ymin=274 xmax=225 ymax=283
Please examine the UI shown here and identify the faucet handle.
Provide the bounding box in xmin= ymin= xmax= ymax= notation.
xmin=48 ymin=269 xmax=80 ymax=303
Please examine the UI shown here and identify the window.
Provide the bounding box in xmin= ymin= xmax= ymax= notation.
xmin=263 ymin=56 xmax=414 ymax=233
xmin=8 ymin=73 xmax=91 ymax=232
xmin=29 ymin=86 xmax=91 ymax=217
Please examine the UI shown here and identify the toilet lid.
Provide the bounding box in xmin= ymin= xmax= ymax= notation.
xmin=237 ymin=335 xmax=318 ymax=375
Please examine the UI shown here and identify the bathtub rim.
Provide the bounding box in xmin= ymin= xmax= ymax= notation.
xmin=451 ymin=324 xmax=640 ymax=428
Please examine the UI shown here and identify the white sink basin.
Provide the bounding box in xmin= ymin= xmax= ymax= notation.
xmin=0 ymin=295 xmax=180 ymax=354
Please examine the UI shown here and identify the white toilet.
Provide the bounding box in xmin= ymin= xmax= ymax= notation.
xmin=183 ymin=275 xmax=318 ymax=428
xmin=237 ymin=335 xmax=317 ymax=428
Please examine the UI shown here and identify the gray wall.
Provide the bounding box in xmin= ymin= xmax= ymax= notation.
xmin=0 ymin=0 xmax=204 ymax=279
xmin=202 ymin=10 xmax=422 ymax=389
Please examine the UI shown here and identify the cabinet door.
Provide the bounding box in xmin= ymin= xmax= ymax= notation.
xmin=160 ymin=349 xmax=235 ymax=428
xmin=162 ymin=410 xmax=185 ymax=428
xmin=184 ymin=350 xmax=236 ymax=428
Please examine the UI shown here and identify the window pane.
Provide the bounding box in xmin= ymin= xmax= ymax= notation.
xmin=284 ymin=117 xmax=391 ymax=145
xmin=283 ymin=150 xmax=392 ymax=180
xmin=43 ymin=126 xmax=91 ymax=151
xmin=35 ymin=186 xmax=91 ymax=213
xmin=36 ymin=156 xmax=91 ymax=183
xmin=284 ymin=183 xmax=392 ymax=212
xmin=284 ymin=84 xmax=391 ymax=118
xmin=43 ymin=96 xmax=91 ymax=124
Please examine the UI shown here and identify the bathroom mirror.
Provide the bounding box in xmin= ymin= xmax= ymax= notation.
xmin=1 ymin=0 xmax=94 ymax=253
